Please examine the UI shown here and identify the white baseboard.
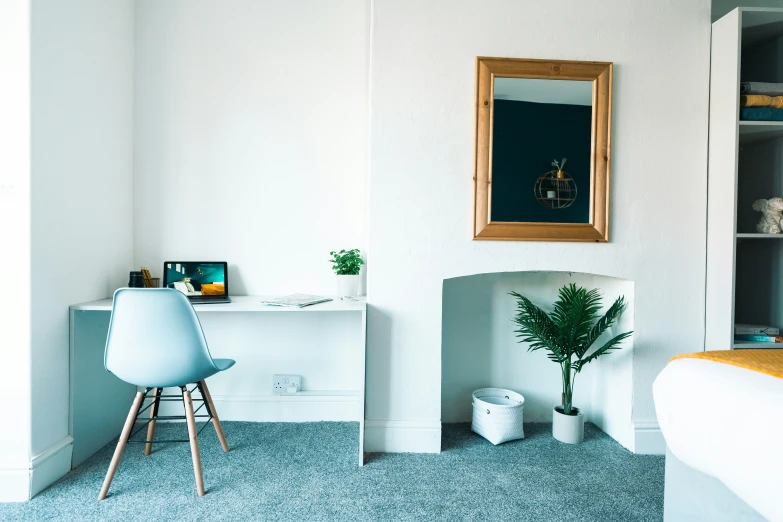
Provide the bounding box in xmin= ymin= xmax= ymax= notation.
xmin=364 ymin=420 xmax=441 ymax=453
xmin=30 ymin=436 xmax=73 ymax=498
xmin=154 ymin=393 xmax=443 ymax=454
xmin=634 ymin=421 xmax=665 ymax=455
xmin=0 ymin=436 xmax=73 ymax=502
xmin=158 ymin=393 xmax=362 ymax=422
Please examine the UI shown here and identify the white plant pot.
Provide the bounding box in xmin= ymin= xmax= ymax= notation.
xmin=552 ymin=406 xmax=584 ymax=444
xmin=336 ymin=274 xmax=360 ymax=297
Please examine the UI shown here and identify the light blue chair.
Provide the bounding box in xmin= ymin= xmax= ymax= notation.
xmin=98 ymin=288 xmax=235 ymax=500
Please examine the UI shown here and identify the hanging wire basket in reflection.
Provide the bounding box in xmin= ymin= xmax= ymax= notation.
xmin=534 ymin=158 xmax=577 ymax=210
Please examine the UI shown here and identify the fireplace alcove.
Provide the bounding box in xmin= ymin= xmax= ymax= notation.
xmin=441 ymin=271 xmax=635 ymax=449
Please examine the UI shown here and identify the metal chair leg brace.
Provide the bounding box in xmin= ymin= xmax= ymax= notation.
xmin=126 ymin=386 xmax=214 ymax=445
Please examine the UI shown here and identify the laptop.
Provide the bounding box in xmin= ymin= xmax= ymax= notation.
xmin=163 ymin=261 xmax=232 ymax=304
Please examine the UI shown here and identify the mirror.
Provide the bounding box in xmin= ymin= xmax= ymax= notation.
xmin=473 ymin=57 xmax=613 ymax=242
xmin=492 ymin=78 xmax=592 ymax=224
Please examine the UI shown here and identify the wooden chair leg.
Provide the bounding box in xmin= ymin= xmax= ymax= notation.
xmin=99 ymin=391 xmax=145 ymax=500
xmin=183 ymin=387 xmax=205 ymax=496
xmin=198 ymin=380 xmax=229 ymax=452
xmin=144 ymin=388 xmax=161 ymax=456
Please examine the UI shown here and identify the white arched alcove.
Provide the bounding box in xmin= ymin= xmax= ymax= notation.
xmin=441 ymin=271 xmax=635 ymax=450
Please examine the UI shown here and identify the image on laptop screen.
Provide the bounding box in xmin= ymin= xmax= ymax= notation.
xmin=165 ymin=262 xmax=226 ymax=297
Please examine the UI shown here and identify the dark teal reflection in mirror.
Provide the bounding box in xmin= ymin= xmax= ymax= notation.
xmin=491 ymin=78 xmax=592 ymax=224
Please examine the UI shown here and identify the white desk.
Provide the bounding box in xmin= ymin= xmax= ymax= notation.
xmin=69 ymin=296 xmax=367 ymax=467
xmin=71 ymin=295 xmax=368 ymax=313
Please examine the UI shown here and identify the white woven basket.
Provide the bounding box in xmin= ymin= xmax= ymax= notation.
xmin=471 ymin=388 xmax=525 ymax=445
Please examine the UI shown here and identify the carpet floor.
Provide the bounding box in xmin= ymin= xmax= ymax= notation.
xmin=0 ymin=422 xmax=664 ymax=522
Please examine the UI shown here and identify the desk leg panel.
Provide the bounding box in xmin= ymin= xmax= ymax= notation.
xmin=70 ymin=310 xmax=136 ymax=468
xmin=359 ymin=310 xmax=366 ymax=466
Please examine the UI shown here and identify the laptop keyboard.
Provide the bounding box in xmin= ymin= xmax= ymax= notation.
xmin=190 ymin=297 xmax=230 ymax=304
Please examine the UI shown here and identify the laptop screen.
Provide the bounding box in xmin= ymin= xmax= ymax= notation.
xmin=164 ymin=262 xmax=228 ymax=297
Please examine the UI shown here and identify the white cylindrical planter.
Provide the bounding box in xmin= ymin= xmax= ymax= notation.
xmin=336 ymin=274 xmax=360 ymax=297
xmin=552 ymin=406 xmax=584 ymax=444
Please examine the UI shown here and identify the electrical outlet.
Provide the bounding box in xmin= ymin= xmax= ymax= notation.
xmin=272 ymin=374 xmax=302 ymax=395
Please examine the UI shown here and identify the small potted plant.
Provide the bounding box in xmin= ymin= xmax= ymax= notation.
xmin=510 ymin=283 xmax=632 ymax=444
xmin=329 ymin=249 xmax=364 ymax=297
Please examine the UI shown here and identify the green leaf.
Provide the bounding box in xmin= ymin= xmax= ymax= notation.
xmin=574 ymin=331 xmax=633 ymax=373
xmin=509 ymin=291 xmax=565 ymax=357
xmin=546 ymin=352 xmax=567 ymax=363
xmin=551 ymin=283 xmax=602 ymax=347
xmin=577 ymin=296 xmax=627 ymax=358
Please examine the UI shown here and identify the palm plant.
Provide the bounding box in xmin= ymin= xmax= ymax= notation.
xmin=510 ymin=284 xmax=632 ymax=416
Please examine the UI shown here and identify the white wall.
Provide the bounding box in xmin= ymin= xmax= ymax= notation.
xmin=367 ymin=0 xmax=711 ymax=453
xmin=133 ymin=0 xmax=369 ymax=295
xmin=442 ymin=272 xmax=635 ymax=448
xmin=0 ymin=0 xmax=33 ymax=502
xmin=28 ymin=0 xmax=135 ymax=496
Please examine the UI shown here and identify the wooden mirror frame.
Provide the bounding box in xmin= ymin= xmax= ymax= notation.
xmin=473 ymin=57 xmax=613 ymax=242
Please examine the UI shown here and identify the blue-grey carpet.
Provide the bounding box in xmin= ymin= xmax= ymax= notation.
xmin=0 ymin=422 xmax=663 ymax=521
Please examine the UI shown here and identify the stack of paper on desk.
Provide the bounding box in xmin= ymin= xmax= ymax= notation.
xmin=259 ymin=294 xmax=332 ymax=308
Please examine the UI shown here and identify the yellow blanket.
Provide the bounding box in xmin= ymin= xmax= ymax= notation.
xmin=740 ymin=94 xmax=783 ymax=108
xmin=672 ymin=350 xmax=783 ymax=379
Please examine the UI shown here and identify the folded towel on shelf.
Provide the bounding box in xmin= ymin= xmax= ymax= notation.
xmin=740 ymin=82 xmax=783 ymax=96
xmin=740 ymin=94 xmax=783 ymax=108
xmin=768 ymin=96 xmax=783 ymax=108
xmin=740 ymin=107 xmax=783 ymax=121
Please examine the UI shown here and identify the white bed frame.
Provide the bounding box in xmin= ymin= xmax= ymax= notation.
xmin=664 ymin=447 xmax=766 ymax=522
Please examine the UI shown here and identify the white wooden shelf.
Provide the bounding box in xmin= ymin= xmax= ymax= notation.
xmin=739 ymin=121 xmax=783 ymax=126
xmin=739 ymin=122 xmax=783 ymax=144
xmin=736 ymin=233 xmax=783 ymax=238
xmin=733 ymin=341 xmax=783 ymax=349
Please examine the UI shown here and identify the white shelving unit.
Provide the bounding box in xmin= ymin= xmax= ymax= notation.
xmin=707 ymin=8 xmax=783 ymax=351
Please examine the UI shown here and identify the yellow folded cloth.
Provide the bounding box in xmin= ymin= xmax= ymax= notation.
xmin=671 ymin=349 xmax=783 ymax=379
xmin=740 ymin=94 xmax=783 ymax=108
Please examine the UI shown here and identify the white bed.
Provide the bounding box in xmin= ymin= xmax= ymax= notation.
xmin=654 ymin=357 xmax=783 ymax=522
